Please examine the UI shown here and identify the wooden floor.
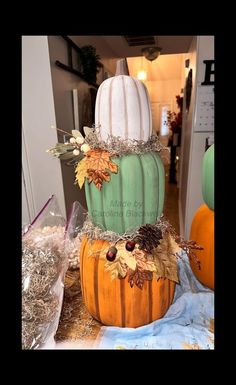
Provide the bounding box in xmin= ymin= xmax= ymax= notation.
xmin=55 ymin=269 xmax=102 ymax=344
xmin=160 ymin=135 xmax=180 ymax=233
xmin=163 ymin=165 xmax=180 ymax=233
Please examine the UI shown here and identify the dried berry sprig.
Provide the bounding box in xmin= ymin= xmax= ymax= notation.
xmin=47 ymin=126 xmax=92 ymax=165
xmin=175 ymin=237 xmax=203 ymax=270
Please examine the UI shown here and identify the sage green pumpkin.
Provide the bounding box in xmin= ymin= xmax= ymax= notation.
xmin=85 ymin=152 xmax=165 ymax=234
xmin=202 ymin=144 xmax=214 ymax=210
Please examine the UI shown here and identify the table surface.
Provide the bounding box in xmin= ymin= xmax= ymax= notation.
xmin=56 ymin=268 xmax=214 ymax=349
xmin=55 ymin=269 xmax=102 ymax=344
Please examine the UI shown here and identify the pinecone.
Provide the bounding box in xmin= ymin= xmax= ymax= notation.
xmin=134 ymin=224 xmax=163 ymax=253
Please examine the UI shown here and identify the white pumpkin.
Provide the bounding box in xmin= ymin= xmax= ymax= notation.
xmin=95 ymin=59 xmax=152 ymax=142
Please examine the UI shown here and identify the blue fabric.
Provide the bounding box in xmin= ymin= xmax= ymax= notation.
xmin=97 ymin=252 xmax=214 ymax=349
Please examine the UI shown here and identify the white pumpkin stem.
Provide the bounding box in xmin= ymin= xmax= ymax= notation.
xmin=115 ymin=58 xmax=130 ymax=76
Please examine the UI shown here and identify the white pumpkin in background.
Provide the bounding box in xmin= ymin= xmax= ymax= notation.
xmin=95 ymin=59 xmax=152 ymax=142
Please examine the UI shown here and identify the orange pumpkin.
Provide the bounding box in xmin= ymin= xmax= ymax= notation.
xmin=80 ymin=237 xmax=176 ymax=328
xmin=190 ymin=204 xmax=214 ymax=290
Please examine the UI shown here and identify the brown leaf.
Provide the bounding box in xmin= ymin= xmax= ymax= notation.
xmin=127 ymin=268 xmax=135 ymax=288
xmin=104 ymin=257 xmax=127 ymax=280
xmin=133 ymin=249 xmax=156 ymax=272
xmin=127 ymin=267 xmax=151 ymax=289
xmin=87 ymin=169 xmax=110 ymax=190
xmin=152 ymin=236 xmax=179 ymax=283
xmin=140 ymin=270 xmax=153 ymax=281
xmin=129 ymin=268 xmax=144 ymax=289
xmin=116 ymin=243 xmax=137 ymax=271
xmin=168 ymin=235 xmax=182 ymax=255
xmin=134 ymin=273 xmax=144 ymax=289
xmin=86 ymin=149 xmax=118 ymax=189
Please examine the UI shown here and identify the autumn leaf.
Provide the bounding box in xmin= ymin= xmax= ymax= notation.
xmin=86 ymin=149 xmax=118 ymax=189
xmin=168 ymin=235 xmax=183 ymax=255
xmin=141 ymin=271 xmax=153 ymax=281
xmin=127 ymin=268 xmax=140 ymax=289
xmin=133 ymin=249 xmax=156 ymax=272
xmin=121 ymin=254 xmax=137 ymax=271
xmin=104 ymin=257 xmax=127 ymax=280
xmin=127 ymin=267 xmax=152 ymax=289
xmin=152 ymin=236 xmax=179 ymax=283
xmin=116 ymin=243 xmax=137 ymax=271
xmin=86 ymin=149 xmax=118 ymax=172
xmin=75 ymin=157 xmax=88 ymax=188
xmin=75 ymin=149 xmax=118 ymax=190
xmin=87 ymin=169 xmax=111 ymax=190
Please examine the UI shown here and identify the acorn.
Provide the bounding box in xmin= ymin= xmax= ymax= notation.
xmin=125 ymin=240 xmax=136 ymax=252
xmin=106 ymin=246 xmax=118 ymax=261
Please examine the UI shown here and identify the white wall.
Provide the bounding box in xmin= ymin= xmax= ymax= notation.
xmin=127 ymin=54 xmax=185 ymax=134
xmin=179 ymin=36 xmax=214 ymax=238
xmin=179 ymin=37 xmax=198 ymax=235
xmin=47 ymin=36 xmax=90 ymax=215
xmin=22 ymin=36 xmax=66 ymax=224
xmin=101 ymin=58 xmax=119 ymax=77
xmin=22 ymin=169 xmax=30 ymax=227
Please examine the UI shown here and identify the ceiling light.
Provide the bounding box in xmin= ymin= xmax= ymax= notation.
xmin=141 ymin=46 xmax=162 ymax=62
xmin=137 ymin=70 xmax=147 ymax=81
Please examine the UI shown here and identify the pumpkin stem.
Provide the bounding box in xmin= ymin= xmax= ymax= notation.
xmin=115 ymin=58 xmax=130 ymax=76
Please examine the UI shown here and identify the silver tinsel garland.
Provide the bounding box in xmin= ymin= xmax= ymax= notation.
xmin=77 ymin=214 xmax=176 ymax=243
xmin=85 ymin=132 xmax=169 ymax=161
xmin=22 ymin=242 xmax=65 ymax=349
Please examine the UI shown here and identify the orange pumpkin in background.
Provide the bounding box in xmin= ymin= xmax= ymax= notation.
xmin=80 ymin=237 xmax=176 ymax=328
xmin=190 ymin=204 xmax=214 ymax=290
xmin=189 ymin=144 xmax=214 ymax=290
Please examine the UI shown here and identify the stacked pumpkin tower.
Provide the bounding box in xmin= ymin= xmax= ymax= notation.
xmin=76 ymin=59 xmax=202 ymax=328
xmin=78 ymin=59 xmax=172 ymax=328
xmin=47 ymin=59 xmax=203 ymax=328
